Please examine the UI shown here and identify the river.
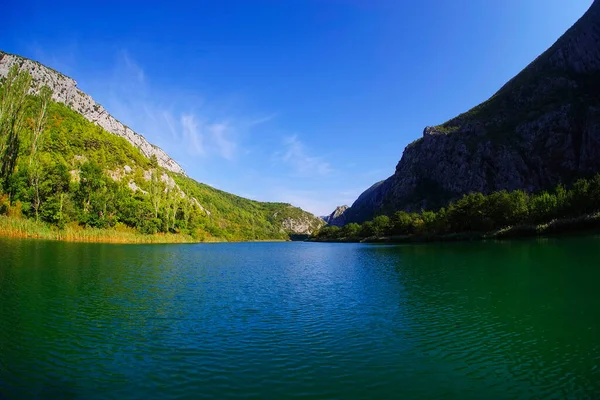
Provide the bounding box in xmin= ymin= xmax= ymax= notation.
xmin=1 ymin=237 xmax=599 ymax=399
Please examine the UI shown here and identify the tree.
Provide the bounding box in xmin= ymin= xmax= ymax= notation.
xmin=588 ymin=175 xmax=600 ymax=212
xmin=178 ymin=198 xmax=193 ymax=231
xmin=315 ymin=225 xmax=341 ymax=240
xmin=29 ymin=86 xmax=53 ymax=220
xmin=530 ymin=192 xmax=558 ymax=223
xmin=446 ymin=192 xmax=487 ymax=232
xmin=162 ymin=188 xmax=181 ymax=232
xmin=39 ymin=163 xmax=71 ymax=227
xmin=507 ymin=190 xmax=529 ymax=224
xmin=554 ymin=184 xmax=568 ymax=216
xmin=0 ymin=65 xmax=32 ymax=191
xmin=149 ymin=169 xmax=165 ymax=219
xmin=421 ymin=210 xmax=438 ymax=234
xmin=342 ymin=222 xmax=360 ymax=238
xmin=360 ymin=221 xmax=375 ymax=237
xmin=568 ymin=178 xmax=596 ymax=215
xmin=372 ymin=215 xmax=391 ymax=237
xmin=391 ymin=211 xmax=413 ymax=235
xmin=76 ymin=161 xmax=108 ymax=226
xmin=29 ymin=86 xmax=52 ymax=167
xmin=149 ymin=154 xmax=159 ymax=169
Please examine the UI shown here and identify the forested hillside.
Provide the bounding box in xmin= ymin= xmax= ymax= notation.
xmin=0 ymin=65 xmax=323 ymax=242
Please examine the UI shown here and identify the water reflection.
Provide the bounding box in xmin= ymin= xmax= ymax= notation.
xmin=0 ymin=238 xmax=599 ymax=399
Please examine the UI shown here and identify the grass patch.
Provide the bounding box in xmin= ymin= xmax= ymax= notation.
xmin=0 ymin=216 xmax=206 ymax=244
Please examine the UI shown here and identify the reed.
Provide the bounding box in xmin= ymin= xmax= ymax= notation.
xmin=0 ymin=216 xmax=203 ymax=244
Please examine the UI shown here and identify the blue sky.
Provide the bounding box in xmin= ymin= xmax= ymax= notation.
xmin=3 ymin=0 xmax=593 ymax=215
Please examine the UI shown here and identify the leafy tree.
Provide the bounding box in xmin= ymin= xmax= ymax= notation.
xmin=28 ymin=86 xmax=53 ymax=220
xmin=391 ymin=211 xmax=413 ymax=235
xmin=0 ymin=65 xmax=31 ymax=191
xmin=342 ymin=222 xmax=360 ymax=238
xmin=76 ymin=161 xmax=108 ymax=226
xmin=39 ymin=164 xmax=72 ymax=227
xmin=372 ymin=215 xmax=391 ymax=236
xmin=360 ymin=221 xmax=375 ymax=237
xmin=530 ymin=192 xmax=558 ymax=223
xmin=149 ymin=169 xmax=165 ymax=219
xmin=421 ymin=210 xmax=438 ymax=234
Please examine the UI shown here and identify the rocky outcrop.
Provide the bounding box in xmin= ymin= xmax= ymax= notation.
xmin=273 ymin=206 xmax=326 ymax=235
xmin=280 ymin=216 xmax=324 ymax=235
xmin=325 ymin=205 xmax=349 ymax=226
xmin=0 ymin=51 xmax=185 ymax=175
xmin=345 ymin=1 xmax=600 ymax=223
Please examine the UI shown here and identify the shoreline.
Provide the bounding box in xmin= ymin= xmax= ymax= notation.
xmin=310 ymin=212 xmax=600 ymax=244
xmin=0 ymin=216 xmax=295 ymax=244
xmin=0 ymin=216 xmax=199 ymax=244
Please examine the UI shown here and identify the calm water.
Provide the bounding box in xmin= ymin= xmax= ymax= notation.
xmin=1 ymin=237 xmax=600 ymax=399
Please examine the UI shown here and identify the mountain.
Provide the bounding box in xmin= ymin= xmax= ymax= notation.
xmin=0 ymin=51 xmax=185 ymax=175
xmin=0 ymin=51 xmax=324 ymax=239
xmin=323 ymin=205 xmax=349 ymax=226
xmin=345 ymin=0 xmax=600 ymax=223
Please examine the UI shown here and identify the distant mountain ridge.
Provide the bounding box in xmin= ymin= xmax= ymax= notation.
xmin=345 ymin=0 xmax=600 ymax=223
xmin=0 ymin=51 xmax=185 ymax=175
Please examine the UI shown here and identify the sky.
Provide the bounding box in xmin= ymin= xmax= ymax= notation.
xmin=2 ymin=0 xmax=593 ymax=216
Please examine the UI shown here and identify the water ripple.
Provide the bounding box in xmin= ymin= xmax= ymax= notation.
xmin=0 ymin=238 xmax=599 ymax=399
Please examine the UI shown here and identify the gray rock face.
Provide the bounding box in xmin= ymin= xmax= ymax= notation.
xmin=280 ymin=216 xmax=325 ymax=235
xmin=325 ymin=205 xmax=349 ymax=226
xmin=271 ymin=205 xmax=326 ymax=235
xmin=0 ymin=51 xmax=186 ymax=175
xmin=345 ymin=1 xmax=600 ymax=223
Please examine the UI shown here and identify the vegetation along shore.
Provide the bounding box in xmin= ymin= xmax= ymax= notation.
xmin=311 ymin=175 xmax=600 ymax=243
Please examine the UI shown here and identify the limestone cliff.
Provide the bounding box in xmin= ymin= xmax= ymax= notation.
xmin=272 ymin=206 xmax=326 ymax=235
xmin=346 ymin=1 xmax=600 ymax=223
xmin=0 ymin=51 xmax=185 ymax=175
xmin=324 ymin=205 xmax=349 ymax=226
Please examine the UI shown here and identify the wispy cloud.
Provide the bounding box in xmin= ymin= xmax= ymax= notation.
xmin=248 ymin=113 xmax=277 ymax=127
xmin=93 ymin=49 xmax=248 ymax=163
xmin=209 ymin=123 xmax=236 ymax=160
xmin=162 ymin=111 xmax=178 ymax=139
xmin=120 ymin=50 xmax=145 ymax=83
xmin=181 ymin=114 xmax=205 ymax=155
xmin=276 ymin=135 xmax=332 ymax=177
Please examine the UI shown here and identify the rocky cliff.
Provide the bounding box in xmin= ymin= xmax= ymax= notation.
xmin=0 ymin=51 xmax=185 ymax=175
xmin=345 ymin=0 xmax=600 ymax=223
xmin=324 ymin=205 xmax=349 ymax=226
xmin=272 ymin=206 xmax=326 ymax=235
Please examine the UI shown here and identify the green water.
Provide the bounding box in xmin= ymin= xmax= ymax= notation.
xmin=1 ymin=237 xmax=599 ymax=399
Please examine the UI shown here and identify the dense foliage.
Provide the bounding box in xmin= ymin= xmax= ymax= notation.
xmin=0 ymin=66 xmax=318 ymax=241
xmin=313 ymin=175 xmax=600 ymax=242
xmin=172 ymin=175 xmax=323 ymax=240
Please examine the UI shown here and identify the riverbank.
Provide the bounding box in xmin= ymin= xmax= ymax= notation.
xmin=312 ymin=212 xmax=600 ymax=244
xmin=0 ymin=216 xmax=205 ymax=244
xmin=0 ymin=216 xmax=299 ymax=244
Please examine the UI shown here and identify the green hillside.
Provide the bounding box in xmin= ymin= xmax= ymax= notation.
xmin=0 ymin=66 xmax=322 ymax=242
